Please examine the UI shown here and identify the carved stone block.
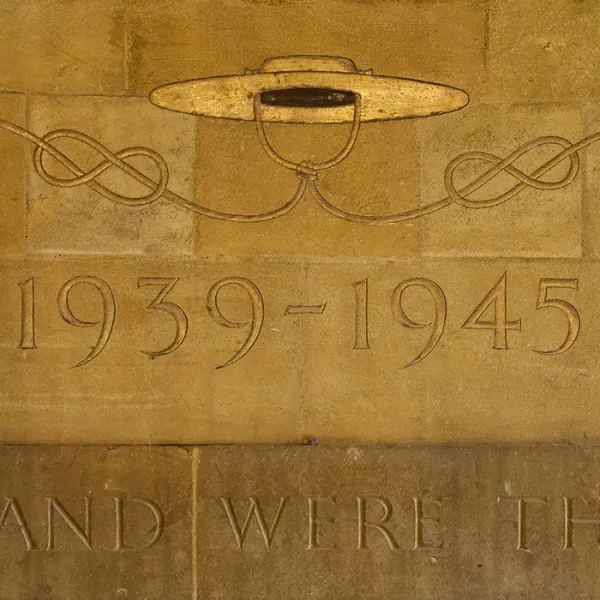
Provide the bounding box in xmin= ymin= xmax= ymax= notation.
xmin=0 ymin=446 xmax=192 ymax=600
xmin=3 ymin=445 xmax=599 ymax=598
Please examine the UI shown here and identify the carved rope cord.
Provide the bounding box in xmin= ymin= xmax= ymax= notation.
xmin=0 ymin=118 xmax=598 ymax=224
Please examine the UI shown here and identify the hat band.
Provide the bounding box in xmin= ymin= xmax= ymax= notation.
xmin=260 ymin=87 xmax=356 ymax=108
xmin=253 ymin=93 xmax=362 ymax=179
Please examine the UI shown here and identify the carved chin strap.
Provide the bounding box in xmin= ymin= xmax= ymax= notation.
xmin=252 ymin=93 xmax=363 ymax=181
xmin=1 ymin=118 xmax=599 ymax=225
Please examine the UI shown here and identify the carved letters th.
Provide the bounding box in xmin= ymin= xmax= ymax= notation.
xmin=498 ymin=496 xmax=600 ymax=551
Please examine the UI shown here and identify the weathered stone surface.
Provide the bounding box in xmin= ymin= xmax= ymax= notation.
xmin=0 ymin=257 xmax=598 ymax=444
xmin=0 ymin=446 xmax=192 ymax=600
xmin=0 ymin=0 xmax=125 ymax=95
xmin=300 ymin=259 xmax=594 ymax=443
xmin=27 ymin=96 xmax=196 ymax=256
xmin=194 ymin=119 xmax=422 ymax=259
xmin=128 ymin=0 xmax=486 ymax=96
xmin=0 ymin=0 xmax=598 ymax=450
xmin=196 ymin=445 xmax=600 ymax=599
xmin=418 ymin=102 xmax=582 ymax=258
xmin=3 ymin=444 xmax=600 ymax=598
xmin=0 ymin=258 xmax=303 ymax=443
xmin=487 ymin=0 xmax=600 ymax=101
xmin=0 ymin=94 xmax=26 ymax=255
xmin=3 ymin=0 xmax=600 ymax=594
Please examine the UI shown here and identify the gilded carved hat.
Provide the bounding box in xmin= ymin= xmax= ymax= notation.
xmin=149 ymin=55 xmax=469 ymax=124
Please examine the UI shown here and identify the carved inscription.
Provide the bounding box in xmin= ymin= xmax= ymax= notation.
xmin=307 ymin=497 xmax=336 ymax=550
xmin=562 ymin=497 xmax=600 ymax=550
xmin=206 ymin=277 xmax=265 ymax=369
xmin=357 ymin=497 xmax=400 ymax=549
xmin=7 ymin=271 xmax=581 ymax=369
xmin=3 ymin=492 xmax=600 ymax=555
xmin=0 ymin=496 xmax=164 ymax=552
xmin=220 ymin=497 xmax=288 ymax=549
xmin=392 ymin=278 xmax=447 ymax=367
xmin=17 ymin=278 xmax=36 ymax=350
xmin=45 ymin=497 xmax=92 ymax=551
xmin=497 ymin=496 xmax=548 ymax=551
xmin=352 ymin=279 xmax=370 ymax=350
xmin=138 ymin=277 xmax=188 ymax=357
xmin=534 ymin=279 xmax=580 ymax=355
xmin=462 ymin=272 xmax=521 ymax=350
xmin=284 ymin=304 xmax=327 ymax=315
xmin=217 ymin=496 xmax=445 ymax=551
xmin=412 ymin=497 xmax=443 ymax=550
xmin=0 ymin=498 xmax=35 ymax=551
xmin=57 ymin=276 xmax=116 ymax=367
xmin=213 ymin=494 xmax=600 ymax=554
xmin=497 ymin=495 xmax=600 ymax=551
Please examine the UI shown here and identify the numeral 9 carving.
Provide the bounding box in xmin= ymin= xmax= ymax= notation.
xmin=57 ymin=276 xmax=116 ymax=368
xmin=391 ymin=278 xmax=447 ymax=368
xmin=206 ymin=277 xmax=264 ymax=369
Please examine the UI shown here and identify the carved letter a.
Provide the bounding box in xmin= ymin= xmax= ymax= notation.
xmin=0 ymin=497 xmax=35 ymax=551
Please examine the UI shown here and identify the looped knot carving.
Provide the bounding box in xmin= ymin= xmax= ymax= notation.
xmin=33 ymin=128 xmax=169 ymax=206
xmin=296 ymin=161 xmax=318 ymax=181
xmin=444 ymin=136 xmax=582 ymax=209
xmin=1 ymin=118 xmax=599 ymax=225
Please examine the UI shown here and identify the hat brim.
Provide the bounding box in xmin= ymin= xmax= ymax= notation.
xmin=149 ymin=72 xmax=469 ymax=124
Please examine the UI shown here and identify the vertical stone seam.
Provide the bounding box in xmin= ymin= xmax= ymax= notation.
xmin=581 ymin=100 xmax=591 ymax=260
xmin=415 ymin=120 xmax=424 ymax=259
xmin=484 ymin=0 xmax=490 ymax=85
xmin=24 ymin=93 xmax=31 ymax=255
xmin=191 ymin=447 xmax=199 ymax=600
xmin=298 ymin=256 xmax=309 ymax=443
xmin=191 ymin=114 xmax=199 ymax=257
xmin=123 ymin=1 xmax=131 ymax=94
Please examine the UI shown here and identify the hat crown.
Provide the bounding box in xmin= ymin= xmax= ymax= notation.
xmin=259 ymin=55 xmax=358 ymax=74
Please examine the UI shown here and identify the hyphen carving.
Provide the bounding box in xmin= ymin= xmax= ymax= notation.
xmin=10 ymin=272 xmax=581 ymax=368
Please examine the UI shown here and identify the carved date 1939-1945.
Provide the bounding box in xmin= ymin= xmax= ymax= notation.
xmin=11 ymin=272 xmax=580 ymax=369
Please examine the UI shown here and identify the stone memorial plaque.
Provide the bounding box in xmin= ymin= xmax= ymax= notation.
xmin=0 ymin=0 xmax=599 ymax=446
xmin=2 ymin=445 xmax=600 ymax=598
xmin=0 ymin=0 xmax=598 ymax=445
xmin=0 ymin=446 xmax=192 ymax=599
xmin=1 ymin=0 xmax=600 ymax=595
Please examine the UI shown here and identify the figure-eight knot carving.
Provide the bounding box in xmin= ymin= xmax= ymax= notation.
xmin=444 ymin=135 xmax=586 ymax=209
xmin=0 ymin=120 xmax=168 ymax=206
xmin=1 ymin=118 xmax=599 ymax=225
